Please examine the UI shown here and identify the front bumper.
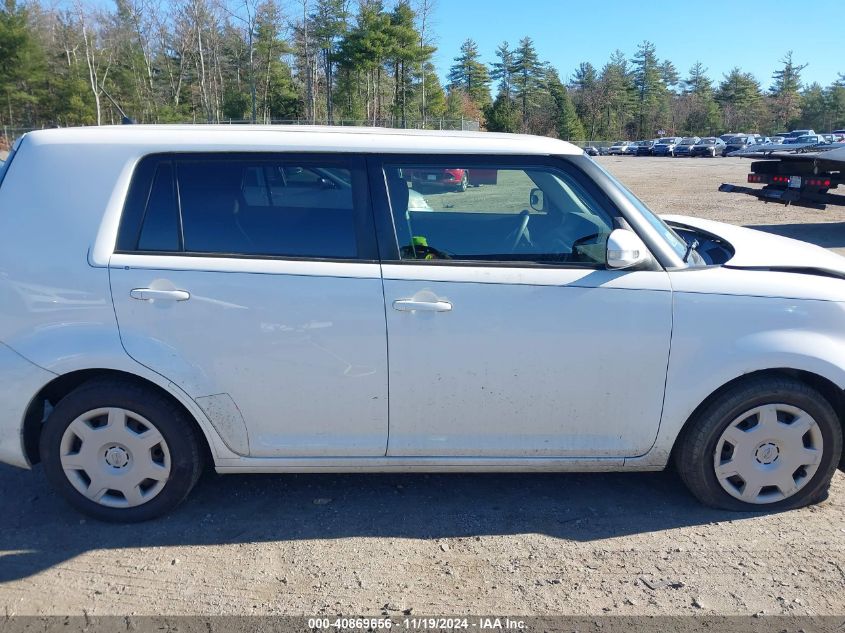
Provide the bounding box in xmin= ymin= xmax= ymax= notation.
xmin=0 ymin=342 xmax=55 ymax=469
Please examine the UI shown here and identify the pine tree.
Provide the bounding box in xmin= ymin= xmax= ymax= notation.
xmin=770 ymin=50 xmax=807 ymax=129
xmin=420 ymin=61 xmax=446 ymax=120
xmin=0 ymin=0 xmax=47 ymax=127
xmin=570 ymin=61 xmax=601 ymax=139
xmin=510 ymin=36 xmax=544 ymax=124
xmin=716 ymin=67 xmax=765 ymax=132
xmin=490 ymin=41 xmax=514 ymax=99
xmin=547 ymin=69 xmax=584 ymax=141
xmin=827 ymin=78 xmax=845 ymax=130
xmin=255 ymin=1 xmax=299 ymax=122
xmin=598 ymin=50 xmax=635 ymax=139
xmin=631 ymin=41 xmax=669 ymax=137
xmin=797 ymin=82 xmax=827 ymax=131
xmin=484 ymin=92 xmax=520 ymax=132
xmin=447 ymin=38 xmax=491 ymax=109
xmin=311 ymin=0 xmax=347 ymax=123
xmin=682 ymin=62 xmax=719 ymax=135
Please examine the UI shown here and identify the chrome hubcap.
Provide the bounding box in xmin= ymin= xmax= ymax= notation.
xmin=60 ymin=407 xmax=171 ymax=508
xmin=714 ymin=404 xmax=823 ymax=504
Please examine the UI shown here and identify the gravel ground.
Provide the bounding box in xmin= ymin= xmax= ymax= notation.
xmin=1 ymin=156 xmax=844 ymax=617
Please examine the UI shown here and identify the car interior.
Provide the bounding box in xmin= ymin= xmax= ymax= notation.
xmin=154 ymin=160 xmax=359 ymax=259
xmin=385 ymin=166 xmax=613 ymax=265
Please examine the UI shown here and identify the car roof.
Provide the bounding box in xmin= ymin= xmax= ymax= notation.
xmin=23 ymin=125 xmax=583 ymax=156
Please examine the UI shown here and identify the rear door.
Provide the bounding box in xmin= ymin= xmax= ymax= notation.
xmin=109 ymin=153 xmax=388 ymax=457
xmin=371 ymin=155 xmax=673 ymax=458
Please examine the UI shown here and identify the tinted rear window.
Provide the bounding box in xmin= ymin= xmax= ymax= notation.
xmin=118 ymin=154 xmax=365 ymax=260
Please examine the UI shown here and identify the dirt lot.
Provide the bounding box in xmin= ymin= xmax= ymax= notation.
xmin=1 ymin=156 xmax=845 ymax=617
xmin=603 ymin=155 xmax=845 ymax=256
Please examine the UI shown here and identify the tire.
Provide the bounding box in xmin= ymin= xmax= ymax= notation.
xmin=457 ymin=172 xmax=468 ymax=192
xmin=675 ymin=376 xmax=842 ymax=511
xmin=39 ymin=378 xmax=204 ymax=522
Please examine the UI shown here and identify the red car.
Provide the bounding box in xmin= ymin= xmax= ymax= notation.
xmin=404 ymin=168 xmax=470 ymax=192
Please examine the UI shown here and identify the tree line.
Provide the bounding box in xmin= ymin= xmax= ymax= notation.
xmin=1 ymin=0 xmax=844 ymax=143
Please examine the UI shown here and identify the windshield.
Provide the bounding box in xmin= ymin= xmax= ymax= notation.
xmin=590 ymin=160 xmax=689 ymax=261
xmin=796 ymin=135 xmax=818 ymax=144
xmin=657 ymin=138 xmax=673 ymax=144
xmin=729 ymin=137 xmax=748 ymax=145
xmin=697 ymin=138 xmax=716 ymax=145
xmin=679 ymin=138 xmax=696 ymax=145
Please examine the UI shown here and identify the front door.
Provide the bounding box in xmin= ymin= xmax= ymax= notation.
xmin=109 ymin=153 xmax=388 ymax=457
xmin=374 ymin=156 xmax=672 ymax=458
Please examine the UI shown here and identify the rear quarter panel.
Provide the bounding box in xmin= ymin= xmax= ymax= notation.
xmin=0 ymin=135 xmax=236 ymax=465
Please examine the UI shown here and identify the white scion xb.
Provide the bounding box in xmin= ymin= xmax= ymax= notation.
xmin=0 ymin=126 xmax=843 ymax=521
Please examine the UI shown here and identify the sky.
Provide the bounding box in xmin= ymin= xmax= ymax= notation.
xmin=428 ymin=0 xmax=844 ymax=90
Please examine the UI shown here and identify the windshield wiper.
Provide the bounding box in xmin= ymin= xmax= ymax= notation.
xmin=683 ymin=238 xmax=699 ymax=263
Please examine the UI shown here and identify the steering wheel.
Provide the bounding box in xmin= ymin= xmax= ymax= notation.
xmin=510 ymin=210 xmax=532 ymax=252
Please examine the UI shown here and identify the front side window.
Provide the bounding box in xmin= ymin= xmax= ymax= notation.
xmin=119 ymin=155 xmax=362 ymax=259
xmin=384 ymin=163 xmax=614 ymax=266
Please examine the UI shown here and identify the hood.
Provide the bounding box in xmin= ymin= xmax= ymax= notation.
xmin=662 ymin=214 xmax=845 ymax=277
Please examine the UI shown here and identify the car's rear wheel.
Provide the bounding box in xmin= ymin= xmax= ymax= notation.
xmin=675 ymin=376 xmax=842 ymax=511
xmin=40 ymin=379 xmax=203 ymax=522
xmin=457 ymin=172 xmax=469 ymax=192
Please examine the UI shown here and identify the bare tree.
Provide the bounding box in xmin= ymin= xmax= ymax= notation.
xmin=76 ymin=2 xmax=113 ymax=125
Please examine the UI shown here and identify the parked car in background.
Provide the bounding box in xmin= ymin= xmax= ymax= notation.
xmin=724 ymin=135 xmax=759 ymax=155
xmin=607 ymin=141 xmax=631 ymax=155
xmin=623 ymin=141 xmax=641 ymax=155
xmin=787 ymin=129 xmax=815 ymax=139
xmin=768 ymin=136 xmax=785 ymax=144
xmin=690 ymin=137 xmax=727 ymax=157
xmin=584 ymin=146 xmax=600 ymax=156
xmin=404 ymin=167 xmax=470 ymax=191
xmin=673 ymin=137 xmax=701 ymax=157
xmin=636 ymin=140 xmax=656 ymax=156
xmin=3 ymin=125 xmax=845 ymax=522
xmin=792 ymin=135 xmax=828 ymax=146
xmin=652 ymin=137 xmax=684 ymax=156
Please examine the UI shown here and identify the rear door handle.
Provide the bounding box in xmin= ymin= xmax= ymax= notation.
xmin=393 ymin=299 xmax=452 ymax=313
xmin=130 ymin=288 xmax=191 ymax=302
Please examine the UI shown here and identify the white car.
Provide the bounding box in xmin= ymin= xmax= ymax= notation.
xmin=1 ymin=126 xmax=844 ymax=522
xmin=607 ymin=141 xmax=631 ymax=155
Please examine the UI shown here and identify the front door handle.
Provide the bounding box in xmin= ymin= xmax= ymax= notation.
xmin=393 ymin=299 xmax=452 ymax=313
xmin=130 ymin=288 xmax=191 ymax=302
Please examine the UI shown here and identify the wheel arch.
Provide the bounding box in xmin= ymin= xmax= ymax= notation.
xmin=23 ymin=368 xmax=216 ymax=467
xmin=669 ymin=368 xmax=845 ymax=467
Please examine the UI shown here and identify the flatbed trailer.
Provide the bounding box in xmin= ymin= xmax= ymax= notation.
xmin=720 ymin=145 xmax=845 ymax=209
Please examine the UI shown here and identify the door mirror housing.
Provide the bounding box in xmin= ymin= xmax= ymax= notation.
xmin=606 ymin=229 xmax=650 ymax=270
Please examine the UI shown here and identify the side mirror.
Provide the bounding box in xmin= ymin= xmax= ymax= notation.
xmin=606 ymin=228 xmax=650 ymax=270
xmin=529 ymin=188 xmax=545 ymax=212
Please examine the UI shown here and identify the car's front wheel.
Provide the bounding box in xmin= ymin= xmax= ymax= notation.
xmin=675 ymin=376 xmax=842 ymax=511
xmin=40 ymin=379 xmax=204 ymax=522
